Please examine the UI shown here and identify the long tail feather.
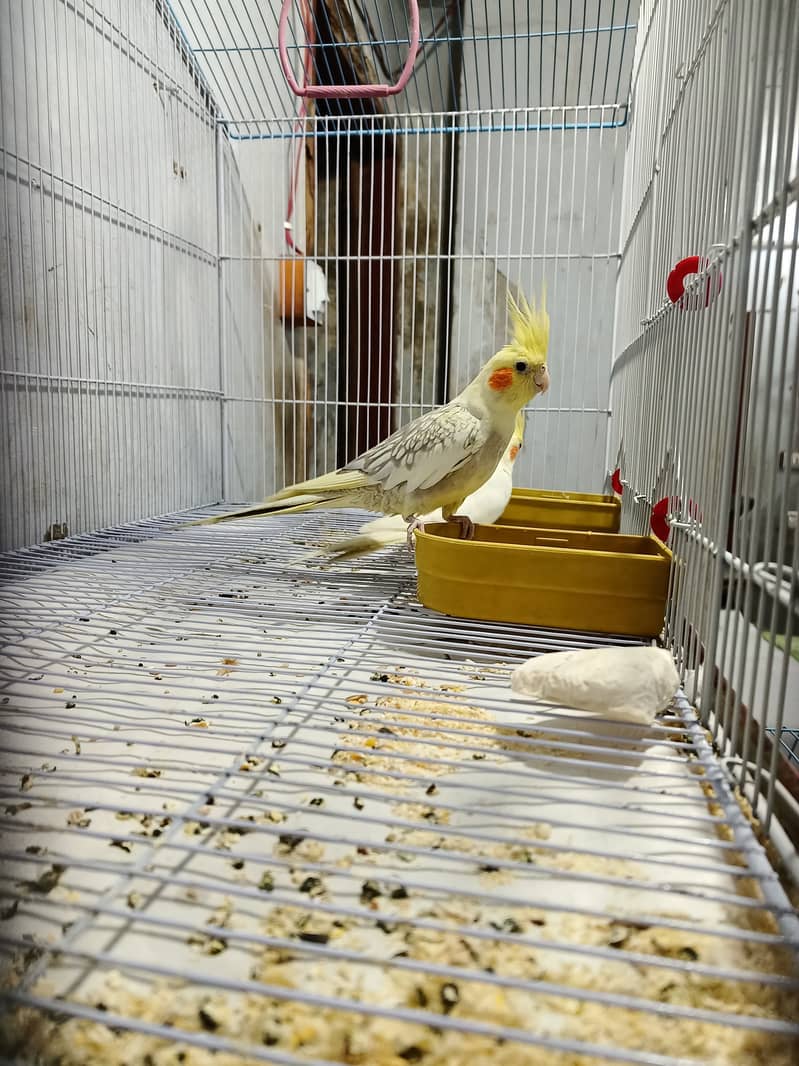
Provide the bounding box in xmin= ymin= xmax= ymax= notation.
xmin=190 ymin=495 xmax=328 ymax=527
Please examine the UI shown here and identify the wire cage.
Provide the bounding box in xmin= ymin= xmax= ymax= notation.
xmin=1 ymin=2 xmax=799 ymax=1065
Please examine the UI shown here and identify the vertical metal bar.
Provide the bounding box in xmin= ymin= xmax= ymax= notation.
xmin=215 ymin=122 xmax=227 ymax=502
xmin=697 ymin=0 xmax=772 ymax=723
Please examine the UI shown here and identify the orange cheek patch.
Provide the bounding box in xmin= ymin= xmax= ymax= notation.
xmin=509 ymin=445 xmax=520 ymax=460
xmin=488 ymin=368 xmax=514 ymax=391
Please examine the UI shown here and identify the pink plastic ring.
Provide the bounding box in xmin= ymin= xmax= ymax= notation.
xmin=279 ymin=0 xmax=421 ymax=100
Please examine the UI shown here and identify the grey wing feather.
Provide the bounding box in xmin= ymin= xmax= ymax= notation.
xmin=346 ymin=403 xmax=484 ymax=495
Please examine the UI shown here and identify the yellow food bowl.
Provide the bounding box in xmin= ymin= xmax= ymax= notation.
xmin=497 ymin=488 xmax=621 ymax=533
xmin=415 ymin=525 xmax=671 ymax=638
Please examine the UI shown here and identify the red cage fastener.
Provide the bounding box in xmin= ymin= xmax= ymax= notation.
xmin=650 ymin=496 xmax=674 ymax=542
xmin=611 ymin=468 xmax=623 ymax=495
xmin=666 ymin=255 xmax=723 ymax=309
xmin=279 ymin=0 xmax=421 ymax=100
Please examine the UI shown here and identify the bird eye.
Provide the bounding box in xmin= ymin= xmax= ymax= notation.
xmin=514 ymin=360 xmax=527 ymax=373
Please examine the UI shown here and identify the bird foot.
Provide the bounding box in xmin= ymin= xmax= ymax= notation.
xmin=406 ymin=517 xmax=425 ymax=550
xmin=449 ymin=514 xmax=475 ymax=540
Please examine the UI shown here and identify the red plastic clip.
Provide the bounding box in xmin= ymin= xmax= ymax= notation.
xmin=666 ymin=256 xmax=722 ymax=309
xmin=650 ymin=497 xmax=672 ymax=542
xmin=611 ymin=468 xmax=623 ymax=495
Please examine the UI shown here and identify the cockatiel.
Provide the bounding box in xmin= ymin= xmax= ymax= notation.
xmin=202 ymin=291 xmax=549 ymax=542
xmin=317 ymin=411 xmax=526 ymax=560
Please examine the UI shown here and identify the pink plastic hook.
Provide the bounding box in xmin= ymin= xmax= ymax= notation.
xmin=278 ymin=0 xmax=421 ymax=100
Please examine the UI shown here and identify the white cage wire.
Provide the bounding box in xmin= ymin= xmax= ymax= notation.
xmin=1 ymin=1 xmax=799 ymax=1064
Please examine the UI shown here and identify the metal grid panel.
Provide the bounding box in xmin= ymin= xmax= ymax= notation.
xmin=608 ymin=0 xmax=799 ymax=836
xmin=230 ymin=105 xmax=625 ymax=497
xmin=1 ymin=513 xmax=798 ymax=1064
xmin=0 ymin=0 xmax=231 ymax=550
xmin=168 ymin=1 xmax=639 ymax=137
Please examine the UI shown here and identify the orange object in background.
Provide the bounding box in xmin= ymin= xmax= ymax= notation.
xmin=277 ymin=257 xmax=306 ymax=322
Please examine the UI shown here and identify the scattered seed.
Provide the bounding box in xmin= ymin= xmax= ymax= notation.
xmin=353 ymin=797 xmax=364 ymax=810
xmin=309 ymin=797 xmax=324 ymax=807
xmin=258 ymin=873 xmax=275 ymax=892
xmin=399 ymin=1047 xmax=425 ymax=1063
xmin=110 ymin=839 xmax=132 ymax=853
xmin=299 ymin=877 xmax=323 ymax=894
xmin=390 ymin=886 xmax=409 ymax=900
xmin=490 ymin=918 xmax=522 ymax=934
xmin=19 ymin=775 xmax=32 ymax=792
xmin=27 ymin=865 xmax=66 ymax=894
xmin=360 ymin=880 xmax=382 ymax=902
xmin=439 ymin=982 xmax=460 ymax=1014
xmin=278 ymin=834 xmax=304 ymax=852
xmin=297 ymin=931 xmax=328 ymax=944
xmin=198 ymin=1008 xmax=218 ymax=1032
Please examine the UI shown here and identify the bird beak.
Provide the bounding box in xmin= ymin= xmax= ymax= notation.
xmin=534 ymin=365 xmax=550 ymax=393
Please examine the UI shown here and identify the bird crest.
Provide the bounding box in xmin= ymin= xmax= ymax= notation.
xmin=505 ymin=287 xmax=549 ymax=362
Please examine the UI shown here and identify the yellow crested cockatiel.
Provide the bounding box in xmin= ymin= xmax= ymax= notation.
xmin=202 ymin=291 xmax=549 ymax=543
xmin=316 ymin=410 xmax=526 ymax=560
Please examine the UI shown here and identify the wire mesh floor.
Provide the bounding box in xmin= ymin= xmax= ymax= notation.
xmin=1 ymin=510 xmax=798 ymax=1065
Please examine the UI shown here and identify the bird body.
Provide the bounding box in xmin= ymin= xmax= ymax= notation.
xmin=319 ymin=413 xmax=525 ymax=560
xmin=201 ymin=291 xmax=549 ymax=533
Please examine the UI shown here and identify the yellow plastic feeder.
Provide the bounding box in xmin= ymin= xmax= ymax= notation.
xmin=497 ymin=488 xmax=621 ymax=533
xmin=415 ymin=525 xmax=671 ymax=638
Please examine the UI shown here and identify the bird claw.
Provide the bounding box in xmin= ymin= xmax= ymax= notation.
xmin=406 ymin=517 xmax=425 ymax=551
xmin=450 ymin=514 xmax=476 ymax=540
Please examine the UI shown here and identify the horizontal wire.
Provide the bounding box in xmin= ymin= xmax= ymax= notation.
xmin=1 ymin=150 xmax=218 ymax=266
xmin=2 ymin=782 xmax=782 ymax=913
xmin=9 ymin=890 xmax=797 ymax=1023
xmin=0 ymin=977 xmax=707 ymax=1066
xmin=0 ymin=762 xmax=753 ymax=881
xmin=6 ymin=842 xmax=790 ymax=953
xmin=0 ymin=370 xmax=223 ymax=399
xmin=192 ymin=23 xmax=639 ymax=56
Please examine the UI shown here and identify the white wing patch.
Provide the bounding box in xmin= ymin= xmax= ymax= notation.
xmin=346 ymin=403 xmax=485 ymax=497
